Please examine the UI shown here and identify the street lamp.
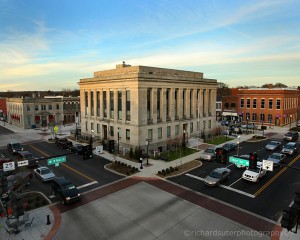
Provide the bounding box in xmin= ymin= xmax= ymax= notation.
xmin=145 ymin=139 xmax=149 ymax=165
xmin=75 ymin=116 xmax=78 ymax=141
xmin=237 ymin=135 xmax=240 ymax=156
xmin=246 ymin=117 xmax=249 ymax=134
xmin=140 ymin=157 xmax=143 ymax=169
xmin=117 ymin=128 xmax=120 ymax=155
xmin=90 ymin=130 xmax=94 ymax=146
xmin=290 ymin=114 xmax=292 ymax=129
xmin=182 ymin=130 xmax=186 ymax=148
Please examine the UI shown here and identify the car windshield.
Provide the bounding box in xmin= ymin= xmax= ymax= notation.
xmin=209 ymin=170 xmax=221 ymax=178
xmin=24 ymin=153 xmax=34 ymax=159
xmin=285 ymin=145 xmax=294 ymax=149
xmin=205 ymin=149 xmax=214 ymax=153
xmin=41 ymin=169 xmax=51 ymax=175
xmin=248 ymin=167 xmax=260 ymax=172
xmin=269 ymin=142 xmax=277 ymax=146
xmin=270 ymin=154 xmax=280 ymax=159
xmin=12 ymin=143 xmax=21 ymax=148
xmin=62 ymin=183 xmax=76 ymax=190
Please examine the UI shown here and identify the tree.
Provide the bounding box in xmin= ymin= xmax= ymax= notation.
xmin=217 ymin=82 xmax=231 ymax=96
xmin=261 ymin=83 xmax=288 ymax=88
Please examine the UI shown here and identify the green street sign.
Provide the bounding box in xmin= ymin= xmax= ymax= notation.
xmin=48 ymin=156 xmax=66 ymax=167
xmin=229 ymin=156 xmax=249 ymax=167
xmin=54 ymin=126 xmax=59 ymax=134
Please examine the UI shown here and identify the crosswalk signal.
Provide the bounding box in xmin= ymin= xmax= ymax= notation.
xmin=249 ymin=152 xmax=258 ymax=169
xmin=215 ymin=148 xmax=228 ymax=164
xmin=281 ymin=207 xmax=298 ymax=231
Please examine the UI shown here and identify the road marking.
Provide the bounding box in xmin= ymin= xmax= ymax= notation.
xmin=228 ymin=177 xmax=243 ymax=187
xmin=185 ymin=173 xmax=255 ymax=198
xmin=77 ymin=181 xmax=98 ymax=189
xmin=29 ymin=144 xmax=97 ymax=182
xmin=254 ymin=154 xmax=300 ymax=197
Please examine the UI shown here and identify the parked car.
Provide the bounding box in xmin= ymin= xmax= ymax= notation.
xmin=69 ymin=144 xmax=84 ymax=155
xmin=241 ymin=123 xmax=258 ymax=130
xmin=242 ymin=162 xmax=267 ymax=182
xmin=7 ymin=142 xmax=23 ymax=155
xmin=199 ymin=147 xmax=216 ymax=161
xmin=34 ymin=166 xmax=56 ymax=182
xmin=17 ymin=151 xmax=38 ymax=167
xmin=220 ymin=143 xmax=237 ymax=152
xmin=56 ymin=138 xmax=73 ymax=149
xmin=265 ymin=141 xmax=282 ymax=151
xmin=281 ymin=142 xmax=298 ymax=156
xmin=283 ymin=132 xmax=299 ymax=141
xmin=204 ymin=168 xmax=231 ymax=186
xmin=221 ymin=120 xmax=229 ymax=126
xmin=267 ymin=153 xmax=286 ymax=166
xmin=51 ymin=177 xmax=81 ymax=205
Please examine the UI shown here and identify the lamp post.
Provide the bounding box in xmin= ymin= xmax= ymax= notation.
xmin=75 ymin=117 xmax=78 ymax=141
xmin=117 ymin=128 xmax=120 ymax=155
xmin=90 ymin=130 xmax=94 ymax=147
xmin=246 ymin=117 xmax=249 ymax=134
xmin=182 ymin=130 xmax=186 ymax=148
xmin=261 ymin=120 xmax=264 ymax=137
xmin=145 ymin=139 xmax=149 ymax=165
xmin=290 ymin=114 xmax=292 ymax=129
xmin=140 ymin=157 xmax=143 ymax=169
xmin=237 ymin=135 xmax=240 ymax=156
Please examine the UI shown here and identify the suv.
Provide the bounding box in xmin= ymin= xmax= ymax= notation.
xmin=17 ymin=151 xmax=38 ymax=167
xmin=56 ymin=138 xmax=73 ymax=149
xmin=283 ymin=132 xmax=299 ymax=141
xmin=281 ymin=142 xmax=298 ymax=156
xmin=7 ymin=142 xmax=23 ymax=155
xmin=51 ymin=177 xmax=81 ymax=205
xmin=242 ymin=162 xmax=267 ymax=182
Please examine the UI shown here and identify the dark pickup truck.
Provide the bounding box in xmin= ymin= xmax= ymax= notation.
xmin=56 ymin=138 xmax=73 ymax=149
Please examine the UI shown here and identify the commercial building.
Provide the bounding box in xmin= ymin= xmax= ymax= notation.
xmin=79 ymin=63 xmax=217 ymax=154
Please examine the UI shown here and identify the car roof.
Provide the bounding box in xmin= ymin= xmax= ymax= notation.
xmin=270 ymin=152 xmax=284 ymax=156
xmin=19 ymin=151 xmax=31 ymax=154
xmin=37 ymin=166 xmax=49 ymax=170
xmin=286 ymin=142 xmax=297 ymax=146
xmin=53 ymin=177 xmax=72 ymax=185
xmin=213 ymin=168 xmax=230 ymax=173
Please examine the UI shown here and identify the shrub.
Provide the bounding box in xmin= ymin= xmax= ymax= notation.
xmin=126 ymin=171 xmax=130 ymax=175
xmin=175 ymin=167 xmax=179 ymax=171
xmin=158 ymin=171 xmax=162 ymax=175
xmin=169 ymin=167 xmax=174 ymax=172
xmin=131 ymin=168 xmax=135 ymax=173
xmin=162 ymin=171 xmax=166 ymax=176
xmin=166 ymin=168 xmax=170 ymax=174
xmin=129 ymin=147 xmax=134 ymax=159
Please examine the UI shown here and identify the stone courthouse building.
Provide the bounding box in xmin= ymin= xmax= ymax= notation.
xmin=79 ymin=63 xmax=217 ymax=153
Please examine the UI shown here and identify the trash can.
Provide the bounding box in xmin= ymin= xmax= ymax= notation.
xmin=31 ymin=124 xmax=36 ymax=129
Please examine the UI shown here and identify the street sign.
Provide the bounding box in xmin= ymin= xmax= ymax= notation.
xmin=54 ymin=125 xmax=59 ymax=134
xmin=3 ymin=161 xmax=16 ymax=172
xmin=262 ymin=160 xmax=274 ymax=171
xmin=17 ymin=160 xmax=29 ymax=167
xmin=229 ymin=156 xmax=249 ymax=167
xmin=48 ymin=156 xmax=66 ymax=167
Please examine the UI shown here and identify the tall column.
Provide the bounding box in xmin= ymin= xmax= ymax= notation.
xmin=186 ymin=89 xmax=190 ymax=119
xmin=199 ymin=89 xmax=203 ymax=118
xmin=93 ymin=89 xmax=97 ymax=118
xmin=192 ymin=89 xmax=197 ymax=118
xmin=114 ymin=90 xmax=118 ymax=122
xmin=122 ymin=90 xmax=126 ymax=124
xmin=99 ymin=90 xmax=103 ymax=119
xmin=87 ymin=90 xmax=91 ymax=116
xmin=152 ymin=88 xmax=157 ymax=124
xmin=178 ymin=89 xmax=183 ymax=119
xmin=161 ymin=88 xmax=167 ymax=122
xmin=170 ymin=89 xmax=175 ymax=121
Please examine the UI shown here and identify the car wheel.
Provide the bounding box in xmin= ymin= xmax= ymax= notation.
xmin=256 ymin=178 xmax=260 ymax=183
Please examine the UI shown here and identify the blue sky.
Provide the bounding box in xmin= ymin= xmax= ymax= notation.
xmin=0 ymin=0 xmax=299 ymax=91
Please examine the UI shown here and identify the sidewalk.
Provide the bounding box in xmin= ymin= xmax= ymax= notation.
xmin=0 ymin=123 xmax=298 ymax=240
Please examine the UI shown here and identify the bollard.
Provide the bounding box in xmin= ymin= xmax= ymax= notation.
xmin=46 ymin=215 xmax=51 ymax=225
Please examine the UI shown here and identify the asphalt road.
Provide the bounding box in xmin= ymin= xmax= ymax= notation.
xmin=170 ymin=139 xmax=300 ymax=222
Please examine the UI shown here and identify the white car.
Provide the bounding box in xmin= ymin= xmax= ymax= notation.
xmin=242 ymin=162 xmax=267 ymax=182
xmin=34 ymin=166 xmax=56 ymax=182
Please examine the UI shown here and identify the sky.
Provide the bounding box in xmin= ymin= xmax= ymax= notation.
xmin=0 ymin=0 xmax=300 ymax=91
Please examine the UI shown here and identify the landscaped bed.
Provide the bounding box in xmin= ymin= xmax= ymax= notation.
xmin=106 ymin=161 xmax=139 ymax=176
xmin=157 ymin=160 xmax=202 ymax=178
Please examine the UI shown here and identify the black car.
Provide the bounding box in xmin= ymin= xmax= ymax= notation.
xmin=69 ymin=144 xmax=84 ymax=155
xmin=7 ymin=142 xmax=23 ymax=155
xmin=283 ymin=132 xmax=299 ymax=141
xmin=56 ymin=138 xmax=73 ymax=149
xmin=17 ymin=151 xmax=38 ymax=167
xmin=51 ymin=177 xmax=81 ymax=205
xmin=220 ymin=143 xmax=238 ymax=152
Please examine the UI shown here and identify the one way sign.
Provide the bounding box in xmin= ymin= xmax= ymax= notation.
xmin=262 ymin=160 xmax=274 ymax=171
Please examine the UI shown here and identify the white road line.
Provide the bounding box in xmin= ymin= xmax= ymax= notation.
xmin=229 ymin=177 xmax=243 ymax=187
xmin=185 ymin=173 xmax=255 ymax=198
xmin=226 ymin=163 xmax=235 ymax=168
xmin=49 ymin=195 xmax=56 ymax=198
xmin=77 ymin=181 xmax=98 ymax=189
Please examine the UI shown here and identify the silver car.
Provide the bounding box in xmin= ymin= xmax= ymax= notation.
xmin=267 ymin=153 xmax=286 ymax=166
xmin=281 ymin=142 xmax=298 ymax=156
xmin=265 ymin=141 xmax=282 ymax=151
xmin=200 ymin=147 xmax=216 ymax=161
xmin=34 ymin=166 xmax=56 ymax=182
xmin=204 ymin=168 xmax=231 ymax=186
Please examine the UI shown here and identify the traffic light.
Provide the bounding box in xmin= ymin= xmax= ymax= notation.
xmin=281 ymin=207 xmax=298 ymax=231
xmin=215 ymin=148 xmax=228 ymax=164
xmin=82 ymin=145 xmax=93 ymax=160
xmin=249 ymin=152 xmax=257 ymax=169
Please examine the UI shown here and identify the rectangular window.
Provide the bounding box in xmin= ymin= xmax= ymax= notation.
xmin=208 ymin=120 xmax=211 ymax=129
xmin=103 ymin=91 xmax=107 ymax=118
xmin=91 ymin=122 xmax=94 ymax=131
xmin=240 ymin=99 xmax=244 ymax=108
xmin=126 ymin=90 xmax=130 ymax=121
xmin=190 ymin=122 xmax=193 ymax=132
xmin=166 ymin=89 xmax=170 ymax=118
xmin=48 ymin=105 xmax=52 ymax=110
xmin=158 ymin=127 xmax=162 ymax=138
xmin=110 ymin=91 xmax=114 ymax=118
xmin=157 ymin=89 xmax=161 ymax=120
xmin=148 ymin=129 xmax=153 ymax=140
xmin=147 ymin=89 xmax=151 ymax=120
xmin=175 ymin=125 xmax=179 ymax=135
xmin=182 ymin=90 xmax=185 ymax=117
xmin=276 ymin=99 xmax=281 ymax=109
xmin=97 ymin=91 xmax=100 ymax=117
xmin=85 ymin=91 xmax=88 ymax=116
xmin=56 ymin=104 xmax=59 ymax=110
xmin=253 ymin=99 xmax=257 ymax=109
xmin=269 ymin=99 xmax=273 ymax=109
xmin=246 ymin=99 xmax=250 ymax=108
xmin=35 ymin=105 xmax=39 ymax=111
xmin=27 ymin=105 xmax=30 ymax=111
xmin=110 ymin=126 xmax=114 ymax=136
xmin=203 ymin=120 xmax=206 ymax=130
xmin=41 ymin=105 xmax=46 ymax=111
xmin=261 ymin=99 xmax=265 ymax=109
xmin=126 ymin=129 xmax=130 ymax=140
xmin=167 ymin=126 xmax=171 ymax=137
xmin=85 ymin=121 xmax=88 ymax=131
xmin=97 ymin=124 xmax=100 ymax=133
xmin=91 ymin=91 xmax=94 ymax=116
xmin=175 ymin=89 xmax=178 ymax=118
xmin=118 ymin=91 xmax=122 ymax=120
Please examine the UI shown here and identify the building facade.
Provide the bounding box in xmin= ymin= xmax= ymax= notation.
xmin=79 ymin=63 xmax=217 ymax=154
xmin=237 ymin=88 xmax=299 ymax=127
